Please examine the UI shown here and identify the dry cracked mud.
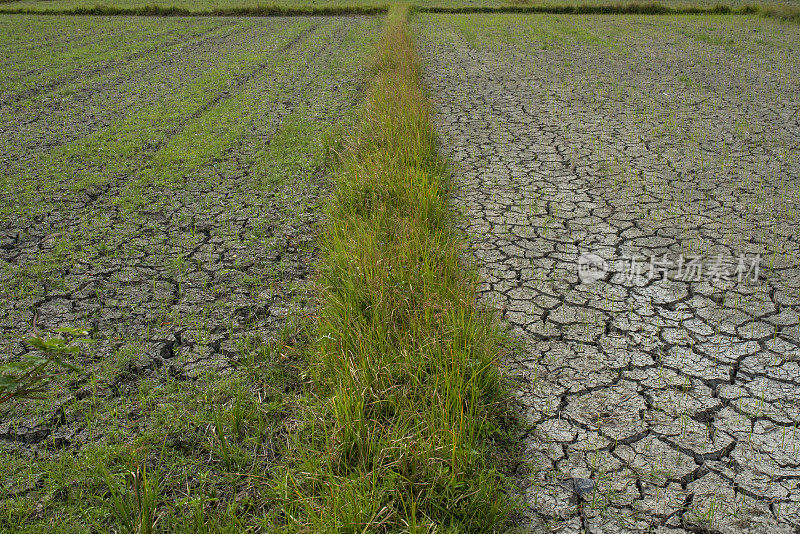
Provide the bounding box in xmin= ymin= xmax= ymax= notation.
xmin=417 ymin=13 xmax=800 ymax=533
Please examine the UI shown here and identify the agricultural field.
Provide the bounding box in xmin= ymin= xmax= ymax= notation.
xmin=2 ymin=0 xmax=799 ymax=14
xmin=2 ymin=4 xmax=799 ymax=534
xmin=0 ymin=0 xmax=485 ymax=14
xmin=0 ymin=13 xmax=380 ymax=530
xmin=416 ymin=12 xmax=800 ymax=533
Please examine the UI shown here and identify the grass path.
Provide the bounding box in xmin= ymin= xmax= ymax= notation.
xmin=269 ymin=5 xmax=518 ymax=531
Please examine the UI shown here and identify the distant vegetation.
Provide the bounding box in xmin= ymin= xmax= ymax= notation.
xmin=1 ymin=0 xmax=798 ymax=23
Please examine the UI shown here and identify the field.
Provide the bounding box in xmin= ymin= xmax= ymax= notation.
xmin=416 ymin=12 xmax=800 ymax=532
xmin=0 ymin=14 xmax=380 ymax=530
xmin=2 ymin=0 xmax=800 ymax=14
xmin=1 ymin=4 xmax=799 ymax=534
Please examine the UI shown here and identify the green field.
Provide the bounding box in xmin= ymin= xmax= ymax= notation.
xmin=0 ymin=14 xmax=380 ymax=531
xmin=2 ymin=0 xmax=800 ymax=12
xmin=7 ymin=0 xmax=486 ymax=12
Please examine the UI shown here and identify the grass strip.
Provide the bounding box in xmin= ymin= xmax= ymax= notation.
xmin=415 ymin=2 xmax=800 ymax=22
xmin=756 ymin=4 xmax=800 ymax=21
xmin=415 ymin=2 xmax=756 ymax=15
xmin=267 ymin=4 xmax=516 ymax=531
xmin=0 ymin=4 xmax=387 ymax=16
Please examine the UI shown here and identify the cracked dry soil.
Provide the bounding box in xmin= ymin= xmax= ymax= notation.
xmin=418 ymin=13 xmax=800 ymax=534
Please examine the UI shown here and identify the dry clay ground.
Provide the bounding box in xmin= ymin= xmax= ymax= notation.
xmin=417 ymin=13 xmax=800 ymax=534
xmin=0 ymin=15 xmax=379 ymax=528
xmin=2 ymin=9 xmax=799 ymax=533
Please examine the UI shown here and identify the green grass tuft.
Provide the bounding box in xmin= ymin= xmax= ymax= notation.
xmin=268 ymin=5 xmax=518 ymax=532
